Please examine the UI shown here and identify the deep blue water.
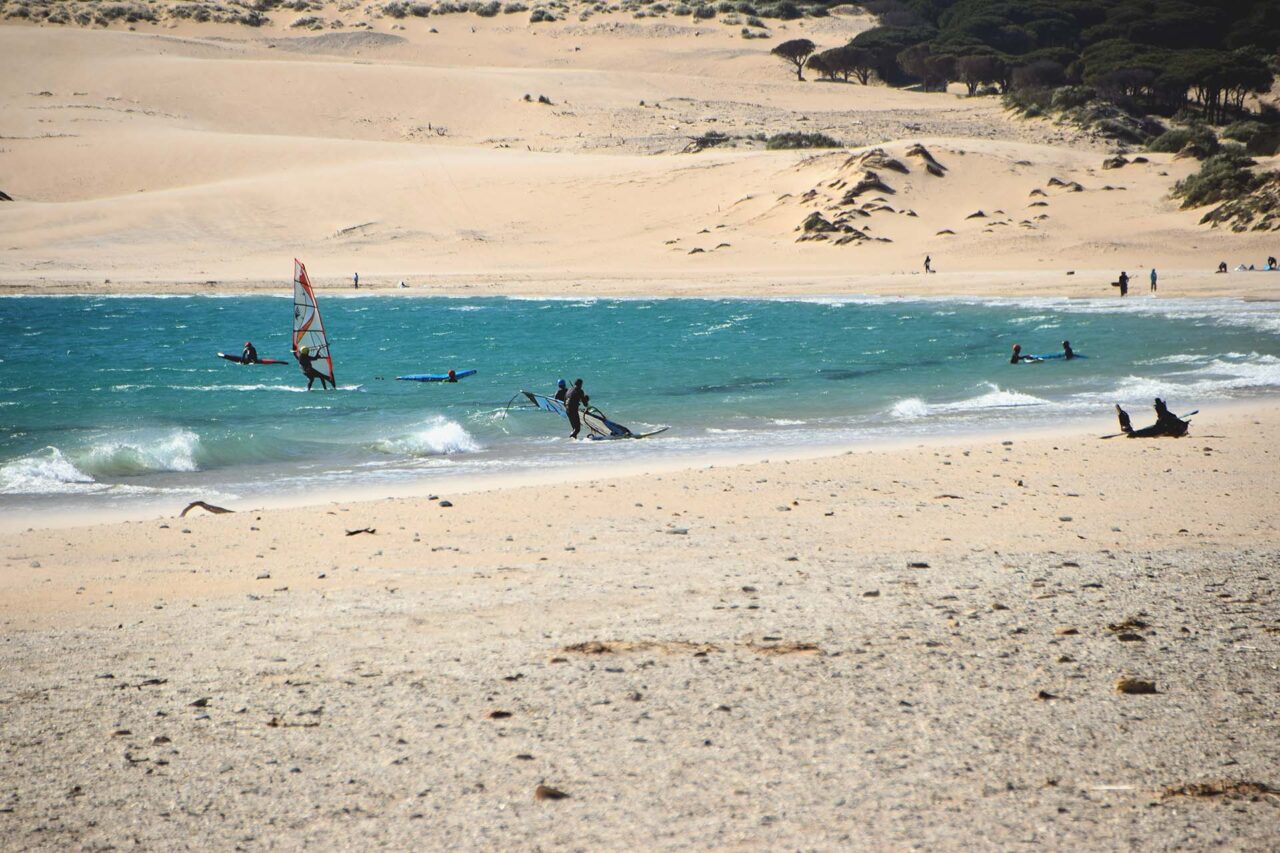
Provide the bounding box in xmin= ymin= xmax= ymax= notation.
xmin=2 ymin=293 xmax=1278 ymax=512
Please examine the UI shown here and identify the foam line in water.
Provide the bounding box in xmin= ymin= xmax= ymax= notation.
xmin=372 ymin=416 xmax=480 ymax=457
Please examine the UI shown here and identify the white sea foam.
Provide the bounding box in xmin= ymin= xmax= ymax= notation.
xmin=373 ymin=417 xmax=480 ymax=457
xmin=74 ymin=429 xmax=202 ymax=476
xmin=891 ymin=384 xmax=1049 ymax=420
xmin=0 ymin=447 xmax=98 ymax=494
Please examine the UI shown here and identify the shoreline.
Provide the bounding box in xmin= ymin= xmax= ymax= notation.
xmin=2 ymin=397 xmax=1267 ymax=534
xmin=5 ymin=269 xmax=1280 ymax=301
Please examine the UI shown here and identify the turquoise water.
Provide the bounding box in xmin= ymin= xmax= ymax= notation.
xmin=2 ymin=293 xmax=1279 ymax=512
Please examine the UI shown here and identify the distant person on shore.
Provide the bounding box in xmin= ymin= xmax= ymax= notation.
xmin=1217 ymin=261 xmax=1228 ymax=274
xmin=353 ymin=272 xmax=359 ymax=290
xmin=924 ymin=255 xmax=933 ymax=274
xmin=242 ymin=341 xmax=258 ymax=364
xmin=566 ymin=378 xmax=588 ymax=438
xmin=553 ymin=378 xmax=568 ymax=403
xmin=1115 ymin=398 xmax=1190 ymax=438
xmin=1118 ymin=271 xmax=1129 ymax=297
xmin=1268 ymin=256 xmax=1277 ymax=271
xmin=1150 ymin=268 xmax=1157 ymax=292
xmin=1062 ymin=340 xmax=1075 ymax=360
xmin=1010 ymin=344 xmax=1037 ymax=364
xmin=294 ymin=344 xmax=334 ymax=391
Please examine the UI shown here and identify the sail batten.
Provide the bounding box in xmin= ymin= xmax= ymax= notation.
xmin=292 ymin=259 xmax=335 ymax=385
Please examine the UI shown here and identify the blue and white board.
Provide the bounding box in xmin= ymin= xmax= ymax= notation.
xmin=396 ymin=369 xmax=477 ymax=382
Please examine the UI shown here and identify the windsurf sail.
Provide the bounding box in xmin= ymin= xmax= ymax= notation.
xmin=292 ymin=259 xmax=335 ymax=385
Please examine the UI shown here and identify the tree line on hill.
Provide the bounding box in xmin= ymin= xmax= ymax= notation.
xmin=771 ymin=0 xmax=1279 ymax=128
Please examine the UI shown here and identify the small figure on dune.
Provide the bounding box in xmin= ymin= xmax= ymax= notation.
xmin=1150 ymin=268 xmax=1157 ymax=292
xmin=1115 ymin=398 xmax=1190 ymax=438
xmin=1217 ymin=261 xmax=1228 ymax=274
xmin=924 ymin=255 xmax=933 ymax=274
xmin=353 ymin=271 xmax=359 ymax=290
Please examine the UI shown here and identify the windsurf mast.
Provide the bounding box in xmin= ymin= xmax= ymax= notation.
xmin=293 ymin=259 xmax=335 ymax=386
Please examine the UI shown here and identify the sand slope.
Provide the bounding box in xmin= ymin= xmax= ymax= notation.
xmin=2 ymin=16 xmax=1278 ymax=295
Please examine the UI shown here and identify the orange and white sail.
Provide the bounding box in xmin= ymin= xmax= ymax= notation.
xmin=292 ymin=259 xmax=335 ymax=385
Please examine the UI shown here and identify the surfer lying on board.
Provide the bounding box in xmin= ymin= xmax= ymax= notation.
xmin=566 ymin=378 xmax=588 ymax=439
xmin=1115 ymin=398 xmax=1190 ymax=438
xmin=554 ymin=379 xmax=568 ymax=403
xmin=1010 ymin=344 xmax=1038 ymax=364
xmin=242 ymin=341 xmax=259 ymax=364
xmin=294 ymin=345 xmax=334 ymax=391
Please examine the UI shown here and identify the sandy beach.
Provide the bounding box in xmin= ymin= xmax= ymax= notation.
xmin=3 ymin=3 xmax=1280 ymax=848
xmin=3 ymin=406 xmax=1280 ymax=848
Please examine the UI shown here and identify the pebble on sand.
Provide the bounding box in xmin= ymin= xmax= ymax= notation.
xmin=534 ymin=784 xmax=569 ymax=801
xmin=1114 ymin=678 xmax=1158 ymax=695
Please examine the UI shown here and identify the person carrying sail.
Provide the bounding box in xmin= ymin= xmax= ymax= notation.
xmin=566 ymin=378 xmax=588 ymax=439
xmin=553 ymin=378 xmax=569 ymax=403
xmin=294 ymin=344 xmax=334 ymax=391
xmin=242 ymin=341 xmax=259 ymax=364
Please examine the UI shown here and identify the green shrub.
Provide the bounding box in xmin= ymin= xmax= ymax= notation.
xmin=765 ymin=131 xmax=841 ymax=149
xmin=1050 ymin=86 xmax=1095 ymax=112
xmin=1174 ymin=149 xmax=1261 ymax=209
xmin=693 ymin=4 xmax=715 ymax=18
xmin=1148 ymin=125 xmax=1217 ymax=157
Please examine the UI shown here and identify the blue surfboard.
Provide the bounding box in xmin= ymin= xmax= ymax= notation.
xmin=396 ymin=369 xmax=477 ymax=382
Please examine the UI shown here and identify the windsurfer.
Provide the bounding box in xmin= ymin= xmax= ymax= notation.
xmin=566 ymin=378 xmax=588 ymax=439
xmin=294 ymin=345 xmax=334 ymax=391
xmin=553 ymin=378 xmax=568 ymax=403
xmin=242 ymin=341 xmax=259 ymax=364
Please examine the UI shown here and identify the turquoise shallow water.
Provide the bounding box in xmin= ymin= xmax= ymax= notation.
xmin=2 ymin=293 xmax=1279 ymax=512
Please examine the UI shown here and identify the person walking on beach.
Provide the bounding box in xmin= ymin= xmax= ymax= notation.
xmin=241 ymin=341 xmax=258 ymax=364
xmin=924 ymin=255 xmax=933 ymax=274
xmin=553 ymin=378 xmax=569 ymax=403
xmin=353 ymin=272 xmax=359 ymax=290
xmin=1150 ymin=268 xmax=1157 ymax=292
xmin=1118 ymin=271 xmax=1129 ymax=297
xmin=294 ymin=345 xmax=334 ymax=391
xmin=566 ymin=378 xmax=588 ymax=438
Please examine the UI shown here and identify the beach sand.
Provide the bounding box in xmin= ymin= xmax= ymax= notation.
xmin=3 ymin=406 xmax=1278 ymax=848
xmin=3 ymin=6 xmax=1280 ymax=848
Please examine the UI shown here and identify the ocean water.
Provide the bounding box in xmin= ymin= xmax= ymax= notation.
xmin=2 ymin=293 xmax=1279 ymax=514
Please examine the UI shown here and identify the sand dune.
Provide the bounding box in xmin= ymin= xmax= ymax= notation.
xmin=4 ymin=16 xmax=1277 ymax=294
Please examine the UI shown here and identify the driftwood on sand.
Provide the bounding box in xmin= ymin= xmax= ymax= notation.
xmin=179 ymin=500 xmax=234 ymax=517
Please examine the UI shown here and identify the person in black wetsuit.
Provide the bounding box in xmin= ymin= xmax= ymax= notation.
xmin=294 ymin=345 xmax=334 ymax=391
xmin=445 ymin=369 xmax=457 ymax=383
xmin=1115 ymin=398 xmax=1189 ymax=438
xmin=1062 ymin=340 xmax=1074 ymax=360
xmin=553 ymin=378 xmax=568 ymax=403
xmin=1118 ymin=271 xmax=1129 ymax=297
xmin=242 ymin=341 xmax=259 ymax=364
xmin=566 ymin=378 xmax=588 ymax=439
xmin=1010 ymin=344 xmax=1036 ymax=364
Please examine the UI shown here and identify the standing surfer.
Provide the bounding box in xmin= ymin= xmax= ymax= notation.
xmin=566 ymin=378 xmax=588 ymax=439
xmin=1118 ymin=270 xmax=1129 ymax=297
xmin=353 ymin=272 xmax=359 ymax=290
xmin=294 ymin=345 xmax=334 ymax=391
xmin=242 ymin=341 xmax=259 ymax=364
